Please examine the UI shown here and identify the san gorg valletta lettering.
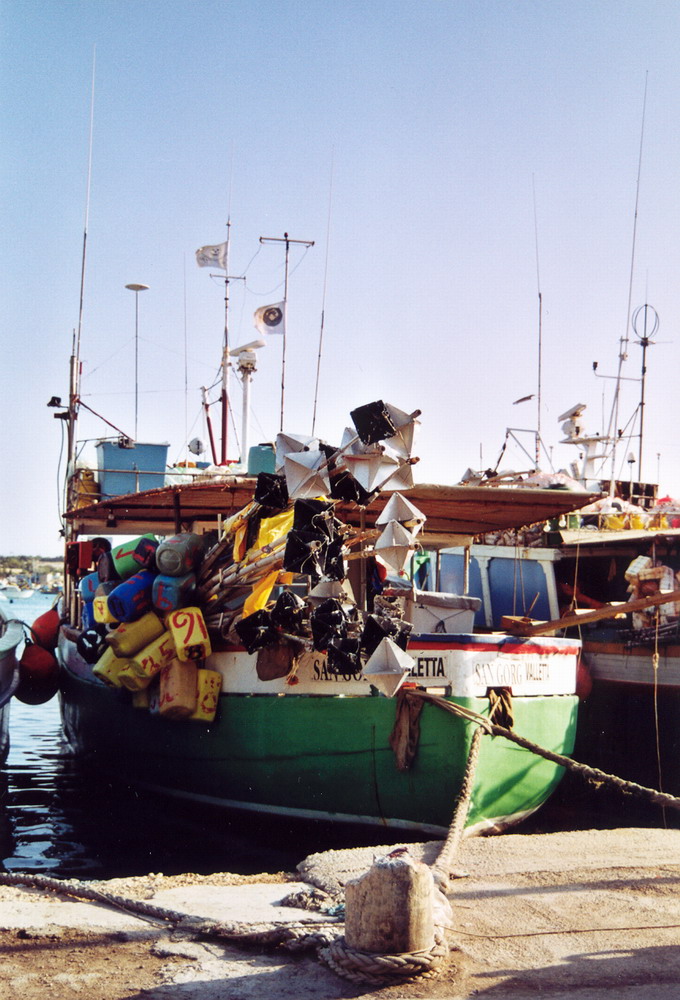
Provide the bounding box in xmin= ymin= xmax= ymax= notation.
xmin=412 ymin=655 xmax=446 ymax=679
xmin=312 ymin=659 xmax=363 ymax=683
xmin=473 ymin=657 xmax=551 ymax=687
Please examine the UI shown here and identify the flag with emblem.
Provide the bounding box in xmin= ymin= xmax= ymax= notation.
xmin=254 ymin=302 xmax=285 ymax=336
xmin=195 ymin=243 xmax=228 ymax=270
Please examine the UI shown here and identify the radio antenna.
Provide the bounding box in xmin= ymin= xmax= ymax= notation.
xmin=607 ymin=71 xmax=648 ymax=493
xmin=532 ymin=173 xmax=542 ymax=468
xmin=312 ymin=151 xmax=334 ymax=435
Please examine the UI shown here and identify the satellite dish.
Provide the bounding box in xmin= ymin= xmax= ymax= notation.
xmin=188 ymin=438 xmax=204 ymax=456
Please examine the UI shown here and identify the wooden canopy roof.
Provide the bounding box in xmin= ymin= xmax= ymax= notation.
xmin=65 ymin=478 xmax=599 ymax=546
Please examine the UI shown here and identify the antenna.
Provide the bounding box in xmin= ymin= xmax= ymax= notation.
xmin=607 ymin=71 xmax=648 ymax=494
xmin=532 ymin=174 xmax=542 ymax=468
xmin=220 ymin=220 xmax=231 ymax=464
xmin=632 ymin=303 xmax=659 ymax=479
xmin=69 ymin=47 xmax=96 ymax=481
xmin=312 ymin=151 xmax=334 ymax=435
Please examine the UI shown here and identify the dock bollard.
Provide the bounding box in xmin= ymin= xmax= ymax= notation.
xmin=319 ymin=849 xmax=450 ymax=985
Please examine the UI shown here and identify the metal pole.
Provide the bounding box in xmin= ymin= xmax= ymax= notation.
xmin=639 ymin=335 xmax=647 ymax=475
xmin=202 ymin=386 xmax=218 ymax=465
xmin=125 ymin=284 xmax=149 ymax=440
xmin=281 ymin=233 xmax=290 ymax=431
xmin=241 ymin=366 xmax=251 ymax=464
xmin=632 ymin=303 xmax=658 ymax=484
xmin=221 ymin=221 xmax=231 ymax=465
xmin=135 ymin=292 xmax=139 ymax=438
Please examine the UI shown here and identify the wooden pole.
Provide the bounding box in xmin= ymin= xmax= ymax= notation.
xmin=502 ymin=587 xmax=680 ymax=637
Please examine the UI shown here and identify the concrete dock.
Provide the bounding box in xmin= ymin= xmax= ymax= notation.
xmin=1 ymin=827 xmax=679 ymax=999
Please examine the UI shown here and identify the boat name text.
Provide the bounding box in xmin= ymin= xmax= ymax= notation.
xmin=473 ymin=657 xmax=550 ymax=688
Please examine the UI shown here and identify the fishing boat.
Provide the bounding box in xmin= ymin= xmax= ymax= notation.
xmin=57 ymin=464 xmax=594 ymax=836
xmin=440 ymin=303 xmax=680 ymax=819
xmin=443 ymin=518 xmax=680 ymax=817
xmin=48 ymin=217 xmax=599 ymax=836
xmin=0 ymin=606 xmax=22 ymax=762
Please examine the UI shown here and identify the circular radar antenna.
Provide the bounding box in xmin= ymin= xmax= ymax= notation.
xmin=632 ymin=303 xmax=659 ymax=345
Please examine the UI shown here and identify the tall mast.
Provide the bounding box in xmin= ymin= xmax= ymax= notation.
xmin=259 ymin=232 xmax=314 ymax=431
xmin=607 ymin=72 xmax=648 ymax=493
xmin=220 ymin=219 xmax=231 ymax=464
xmin=532 ymin=174 xmax=542 ymax=468
xmin=68 ymin=48 xmax=96 ymax=483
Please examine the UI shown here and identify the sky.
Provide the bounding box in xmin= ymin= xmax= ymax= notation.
xmin=2 ymin=0 xmax=680 ymax=555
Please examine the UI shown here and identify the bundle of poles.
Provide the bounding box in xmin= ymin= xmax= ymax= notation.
xmin=197 ymin=503 xmax=378 ymax=637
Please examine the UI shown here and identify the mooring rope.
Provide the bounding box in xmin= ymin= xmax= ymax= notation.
xmin=0 ymin=871 xmax=342 ymax=951
xmin=431 ymin=726 xmax=484 ymax=887
xmin=406 ymin=689 xmax=680 ymax=813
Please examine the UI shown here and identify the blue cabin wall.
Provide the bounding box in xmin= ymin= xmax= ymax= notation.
xmin=439 ymin=547 xmax=559 ymax=629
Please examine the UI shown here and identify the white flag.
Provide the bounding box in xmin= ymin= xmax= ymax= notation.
xmin=254 ymin=302 xmax=285 ymax=336
xmin=195 ymin=243 xmax=228 ymax=270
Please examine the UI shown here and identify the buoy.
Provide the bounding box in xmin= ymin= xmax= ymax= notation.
xmin=16 ymin=642 xmax=60 ymax=705
xmin=576 ymin=654 xmax=593 ymax=700
xmin=30 ymin=607 xmax=61 ymax=651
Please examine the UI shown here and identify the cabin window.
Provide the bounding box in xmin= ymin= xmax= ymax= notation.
xmin=487 ymin=558 xmax=551 ymax=627
xmin=439 ymin=553 xmax=485 ymax=627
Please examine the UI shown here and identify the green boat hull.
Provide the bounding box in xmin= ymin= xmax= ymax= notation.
xmin=60 ymin=665 xmax=578 ymax=834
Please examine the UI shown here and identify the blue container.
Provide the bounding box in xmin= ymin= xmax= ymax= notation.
xmin=82 ymin=600 xmax=95 ymax=629
xmin=96 ymin=441 xmax=169 ymax=497
xmin=108 ymin=570 xmax=156 ymax=623
xmin=247 ymin=443 xmax=276 ymax=475
xmin=152 ymin=572 xmax=196 ymax=612
xmin=79 ymin=571 xmax=100 ymax=602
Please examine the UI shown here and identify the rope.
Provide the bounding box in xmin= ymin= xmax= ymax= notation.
xmin=319 ymin=933 xmax=449 ymax=985
xmin=0 ymin=871 xmax=342 ymax=952
xmin=652 ymin=613 xmax=667 ymax=828
xmin=431 ymin=726 xmax=484 ymax=888
xmin=408 ymin=690 xmax=680 ymax=812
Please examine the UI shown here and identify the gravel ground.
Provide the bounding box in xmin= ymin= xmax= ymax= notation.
xmin=0 ymin=827 xmax=678 ymax=999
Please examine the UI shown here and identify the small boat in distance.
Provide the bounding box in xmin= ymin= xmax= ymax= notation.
xmin=0 ymin=585 xmax=35 ymax=601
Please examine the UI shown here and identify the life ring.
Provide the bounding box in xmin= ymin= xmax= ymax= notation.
xmin=76 ymin=627 xmax=109 ymax=664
